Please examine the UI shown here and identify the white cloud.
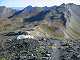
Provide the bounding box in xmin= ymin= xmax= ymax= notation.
xmin=0 ymin=0 xmax=80 ymax=7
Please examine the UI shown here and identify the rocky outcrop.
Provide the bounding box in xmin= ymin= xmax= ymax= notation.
xmin=65 ymin=4 xmax=80 ymax=39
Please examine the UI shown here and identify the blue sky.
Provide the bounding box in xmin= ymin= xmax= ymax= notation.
xmin=0 ymin=0 xmax=80 ymax=7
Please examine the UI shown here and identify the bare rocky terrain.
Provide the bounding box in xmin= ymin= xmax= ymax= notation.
xmin=0 ymin=34 xmax=80 ymax=60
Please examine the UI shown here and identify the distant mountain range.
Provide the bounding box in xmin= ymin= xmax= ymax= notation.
xmin=0 ymin=3 xmax=76 ymax=26
xmin=0 ymin=3 xmax=78 ymax=30
xmin=0 ymin=3 xmax=77 ymax=25
xmin=0 ymin=3 xmax=80 ymax=39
